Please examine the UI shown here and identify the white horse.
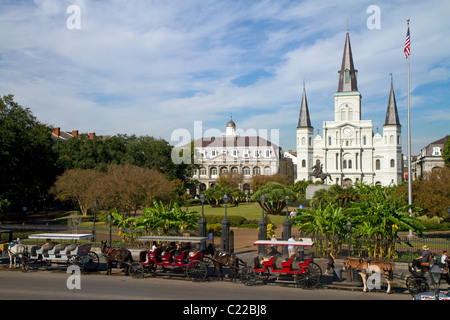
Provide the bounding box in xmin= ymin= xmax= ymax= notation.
xmin=8 ymin=239 xmax=28 ymax=268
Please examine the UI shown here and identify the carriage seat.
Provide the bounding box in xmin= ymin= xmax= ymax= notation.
xmin=188 ymin=250 xmax=203 ymax=262
xmin=149 ymin=247 xmax=163 ymax=262
xmin=31 ymin=245 xmax=42 ymax=257
xmin=281 ymin=257 xmax=292 ymax=272
xmin=263 ymin=255 xmax=277 ymax=267
xmin=161 ymin=249 xmax=176 ymax=263
xmin=174 ymin=250 xmax=190 ymax=265
xmin=54 ymin=243 xmax=69 ymax=253
xmin=42 ymin=243 xmax=57 ymax=257
xmin=64 ymin=244 xmax=79 ymax=255
xmin=298 ymin=258 xmax=310 ymax=269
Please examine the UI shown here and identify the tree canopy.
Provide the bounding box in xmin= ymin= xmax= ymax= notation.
xmin=0 ymin=95 xmax=58 ymax=210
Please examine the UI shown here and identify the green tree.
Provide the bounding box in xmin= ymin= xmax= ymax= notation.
xmin=292 ymin=202 xmax=349 ymax=254
xmin=442 ymin=135 xmax=450 ymax=167
xmin=348 ymin=186 xmax=424 ymax=258
xmin=50 ymin=168 xmax=105 ymax=216
xmin=252 ymin=182 xmax=297 ymax=215
xmin=0 ymin=94 xmax=58 ymax=210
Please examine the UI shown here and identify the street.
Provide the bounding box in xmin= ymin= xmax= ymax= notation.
xmin=0 ymin=268 xmax=410 ymax=301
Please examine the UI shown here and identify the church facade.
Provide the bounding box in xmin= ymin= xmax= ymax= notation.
xmin=296 ymin=31 xmax=403 ymax=186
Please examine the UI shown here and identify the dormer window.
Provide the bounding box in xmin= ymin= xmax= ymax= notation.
xmin=432 ymin=147 xmax=441 ymax=156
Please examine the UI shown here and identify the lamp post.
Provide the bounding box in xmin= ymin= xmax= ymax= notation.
xmin=346 ymin=217 xmax=352 ymax=282
xmin=430 ymin=261 xmax=442 ymax=300
xmin=221 ymin=194 xmax=231 ymax=253
xmin=282 ymin=196 xmax=291 ymax=258
xmin=198 ymin=194 xmax=207 ymax=241
xmin=92 ymin=199 xmax=98 ymax=241
xmin=258 ymin=194 xmax=267 ymax=256
xmin=107 ymin=213 xmax=112 ymax=246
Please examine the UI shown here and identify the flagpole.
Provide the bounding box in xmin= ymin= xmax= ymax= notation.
xmin=406 ymin=18 xmax=413 ymax=238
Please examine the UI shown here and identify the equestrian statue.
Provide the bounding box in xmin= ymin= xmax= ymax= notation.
xmin=311 ymin=160 xmax=333 ymax=184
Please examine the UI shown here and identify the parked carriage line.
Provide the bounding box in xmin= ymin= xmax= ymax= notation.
xmin=4 ymin=233 xmax=450 ymax=295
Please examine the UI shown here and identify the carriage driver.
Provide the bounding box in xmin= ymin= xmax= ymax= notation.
xmin=413 ymin=245 xmax=433 ymax=270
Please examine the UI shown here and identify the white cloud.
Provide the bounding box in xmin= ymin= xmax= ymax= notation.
xmin=0 ymin=0 xmax=448 ymax=156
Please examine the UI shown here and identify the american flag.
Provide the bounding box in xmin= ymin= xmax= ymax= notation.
xmin=404 ymin=26 xmax=410 ymax=58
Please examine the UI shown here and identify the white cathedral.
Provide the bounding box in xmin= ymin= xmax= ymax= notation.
xmin=296 ymin=30 xmax=403 ymax=186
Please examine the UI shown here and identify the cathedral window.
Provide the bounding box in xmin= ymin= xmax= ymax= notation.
xmin=390 ymin=135 xmax=394 ymax=144
xmin=375 ymin=159 xmax=381 ymax=170
xmin=343 ymin=160 xmax=347 ymax=169
xmin=390 ymin=159 xmax=395 ymax=168
xmin=301 ymin=137 xmax=305 ymax=145
xmin=302 ymin=159 xmax=306 ymax=168
xmin=348 ymin=160 xmax=352 ymax=169
xmin=328 ymin=137 xmax=332 ymax=146
xmin=363 ymin=136 xmax=366 ymax=145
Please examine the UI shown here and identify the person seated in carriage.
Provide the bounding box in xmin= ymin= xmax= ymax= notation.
xmin=412 ymin=245 xmax=433 ymax=271
xmin=254 ymin=245 xmax=281 ymax=269
xmin=440 ymin=250 xmax=449 ymax=268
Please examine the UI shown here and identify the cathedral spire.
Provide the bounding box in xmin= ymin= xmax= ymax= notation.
xmin=297 ymin=80 xmax=312 ymax=128
xmin=384 ymin=76 xmax=400 ymax=126
xmin=337 ymin=30 xmax=358 ymax=92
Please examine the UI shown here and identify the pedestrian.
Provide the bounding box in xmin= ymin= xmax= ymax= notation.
xmin=290 ymin=210 xmax=296 ymax=219
xmin=287 ymin=236 xmax=296 ymax=258
xmin=325 ymin=248 xmax=335 ymax=275
xmin=440 ymin=250 xmax=448 ymax=268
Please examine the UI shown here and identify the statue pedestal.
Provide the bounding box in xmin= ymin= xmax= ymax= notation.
xmin=305 ymin=184 xmax=332 ymax=200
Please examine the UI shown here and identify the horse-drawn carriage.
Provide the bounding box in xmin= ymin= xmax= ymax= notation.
xmin=12 ymin=233 xmax=99 ymax=272
xmin=129 ymin=236 xmax=213 ymax=282
xmin=406 ymin=258 xmax=450 ymax=296
xmin=241 ymin=239 xmax=322 ymax=289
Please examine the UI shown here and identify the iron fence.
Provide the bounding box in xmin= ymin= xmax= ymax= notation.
xmin=291 ymin=231 xmax=450 ymax=262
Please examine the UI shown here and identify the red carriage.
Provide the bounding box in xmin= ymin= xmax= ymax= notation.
xmin=241 ymin=239 xmax=322 ymax=289
xmin=129 ymin=236 xmax=212 ymax=282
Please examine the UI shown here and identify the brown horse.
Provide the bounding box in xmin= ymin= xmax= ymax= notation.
xmin=101 ymin=241 xmax=134 ymax=275
xmin=344 ymin=257 xmax=394 ymax=294
xmin=205 ymin=244 xmax=242 ymax=282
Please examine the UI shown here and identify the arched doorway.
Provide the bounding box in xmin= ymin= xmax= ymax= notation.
xmin=343 ymin=178 xmax=352 ymax=186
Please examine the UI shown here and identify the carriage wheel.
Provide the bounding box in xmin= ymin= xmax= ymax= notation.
xmin=186 ymin=260 xmax=207 ymax=282
xmin=258 ymin=268 xmax=271 ymax=283
xmin=130 ymin=262 xmax=144 ymax=279
xmin=406 ymin=276 xmax=430 ymax=296
xmin=67 ymin=255 xmax=84 ymax=272
xmin=241 ymin=266 xmax=258 ymax=286
xmin=297 ymin=265 xmax=321 ymax=289
xmin=85 ymin=252 xmax=99 ymax=271
xmin=202 ymin=256 xmax=217 ymax=277
xmin=18 ymin=256 xmax=30 ymax=273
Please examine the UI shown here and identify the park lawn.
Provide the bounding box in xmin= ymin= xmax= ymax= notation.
xmin=185 ymin=202 xmax=287 ymax=225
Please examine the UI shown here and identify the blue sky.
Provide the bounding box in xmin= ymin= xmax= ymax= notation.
xmin=0 ymin=0 xmax=449 ymax=156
